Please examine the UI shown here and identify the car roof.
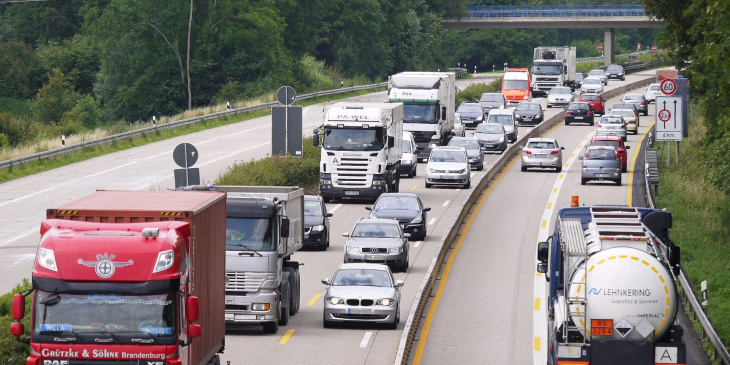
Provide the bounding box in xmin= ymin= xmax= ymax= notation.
xmin=592 ymin=135 xmax=623 ymax=142
xmin=526 ymin=137 xmax=558 ymax=143
xmin=338 ymin=263 xmax=390 ymax=271
xmin=356 ymin=218 xmax=400 ymax=225
xmin=434 ymin=146 xmax=466 ymax=151
xmin=586 ymin=145 xmax=615 ymax=151
xmin=450 ymin=136 xmax=479 ymax=141
xmin=459 ymin=102 xmax=481 ymax=107
xmin=377 ymin=192 xmax=419 ymax=199
xmin=579 ymin=93 xmax=601 ymax=97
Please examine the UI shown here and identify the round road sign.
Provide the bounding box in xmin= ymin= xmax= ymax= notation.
xmin=597 ymin=44 xmax=603 ymax=51
xmin=660 ymin=79 xmax=677 ymax=96
xmin=276 ymin=86 xmax=296 ymax=105
xmin=173 ymin=143 xmax=199 ymax=168
xmin=658 ymin=109 xmax=671 ymax=123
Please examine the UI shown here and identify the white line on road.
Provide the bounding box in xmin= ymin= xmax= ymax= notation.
xmin=329 ymin=204 xmax=343 ymax=213
xmin=442 ymin=200 xmax=450 ymax=207
xmin=360 ymin=331 xmax=372 ymax=348
xmin=428 ymin=218 xmax=436 ymax=225
xmin=413 ymin=241 xmax=422 ymax=248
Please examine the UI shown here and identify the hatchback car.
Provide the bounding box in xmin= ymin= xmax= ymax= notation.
xmin=578 ymin=93 xmax=605 ymax=115
xmin=452 ymin=113 xmax=466 ymax=137
xmin=366 ymin=193 xmax=431 ymax=241
xmin=400 ymin=131 xmax=418 ymax=178
xmin=478 ymin=92 xmax=507 ymax=114
xmin=425 ymin=146 xmax=471 ymax=189
xmin=574 ymin=72 xmax=585 ymax=88
xmin=579 ymin=146 xmax=622 ymax=186
xmin=546 ymin=86 xmax=575 ymax=108
xmin=589 ymin=135 xmax=631 ymax=172
xmin=595 ymin=115 xmax=628 ymax=141
xmin=520 ymin=137 xmax=565 ymax=172
xmin=343 ymin=218 xmax=410 ymax=272
xmin=456 ymin=102 xmax=485 ymax=129
xmin=564 ymin=102 xmax=594 ymax=126
xmin=322 ymin=263 xmax=403 ymax=329
xmin=448 ymin=137 xmax=484 ymax=171
xmin=620 ymin=93 xmax=649 ymax=116
xmin=580 ymin=77 xmax=604 ymax=94
xmin=486 ymin=108 xmax=518 ymax=142
xmin=303 ymin=195 xmax=333 ymax=250
xmin=645 ymin=83 xmax=662 ymax=103
xmin=514 ymin=101 xmax=544 ymax=126
xmin=588 ymin=69 xmax=608 ymax=85
xmin=473 ymin=123 xmax=507 ymax=153
xmin=609 ymin=108 xmax=639 ymax=135
xmin=605 ymin=64 xmax=625 ymax=81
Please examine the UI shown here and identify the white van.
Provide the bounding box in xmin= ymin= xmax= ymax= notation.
xmin=486 ymin=108 xmax=518 ymax=143
xmin=400 ymin=131 xmax=418 ymax=178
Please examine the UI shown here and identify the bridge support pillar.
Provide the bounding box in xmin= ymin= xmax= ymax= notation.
xmin=604 ymin=28 xmax=615 ymax=65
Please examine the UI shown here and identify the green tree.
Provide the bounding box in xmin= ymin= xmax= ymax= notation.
xmin=38 ymin=35 xmax=100 ymax=96
xmin=332 ymin=0 xmax=392 ymax=78
xmin=32 ymin=68 xmax=78 ymax=126
xmin=0 ymin=40 xmax=44 ymax=99
xmin=61 ymin=96 xmax=102 ymax=130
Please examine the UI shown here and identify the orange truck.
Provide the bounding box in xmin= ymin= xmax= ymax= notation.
xmin=501 ymin=68 xmax=531 ymax=107
xmin=656 ymin=69 xmax=679 ymax=83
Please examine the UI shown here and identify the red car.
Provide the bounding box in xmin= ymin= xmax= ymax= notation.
xmin=589 ymin=135 xmax=630 ymax=172
xmin=578 ymin=93 xmax=605 ymax=115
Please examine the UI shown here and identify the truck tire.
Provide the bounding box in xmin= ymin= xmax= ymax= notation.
xmin=393 ymin=172 xmax=400 ymax=192
xmin=283 ymin=265 xmax=300 ymax=315
xmin=263 ymin=321 xmax=278 ymax=334
xmin=279 ymin=282 xmax=290 ymax=326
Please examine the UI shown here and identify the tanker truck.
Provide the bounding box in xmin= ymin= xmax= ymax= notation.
xmin=536 ymin=204 xmax=685 ymax=365
xmin=9 ymin=190 xmax=227 ymax=365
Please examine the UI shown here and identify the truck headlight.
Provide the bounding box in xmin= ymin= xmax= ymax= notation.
xmin=39 ymin=248 xmax=57 ymax=272
xmin=252 ymin=303 xmax=270 ymax=311
xmin=320 ymin=179 xmax=331 ymax=185
xmin=377 ymin=298 xmax=395 ymax=306
xmin=154 ymin=250 xmax=175 ymax=273
xmin=327 ymin=297 xmax=344 ymax=305
xmin=311 ymin=225 xmax=325 ymax=232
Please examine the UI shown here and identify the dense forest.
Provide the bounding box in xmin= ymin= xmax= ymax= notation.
xmin=0 ymin=0 xmax=655 ymax=149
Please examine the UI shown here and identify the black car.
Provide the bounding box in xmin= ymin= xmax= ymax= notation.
xmin=514 ymin=101 xmax=544 ymax=126
xmin=574 ymin=72 xmax=585 ymax=88
xmin=456 ymin=102 xmax=485 ymax=129
xmin=565 ymin=102 xmax=595 ymax=126
xmin=478 ymin=92 xmax=507 ymax=114
xmin=606 ymin=64 xmax=625 ymax=81
xmin=303 ymin=195 xmax=332 ymax=250
xmin=366 ymin=193 xmax=430 ymax=241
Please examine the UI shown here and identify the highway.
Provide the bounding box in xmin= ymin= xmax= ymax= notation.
xmin=0 ymin=70 xmax=706 ymax=364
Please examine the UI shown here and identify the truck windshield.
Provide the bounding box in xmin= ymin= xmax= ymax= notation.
xmin=322 ymin=128 xmax=385 ymax=151
xmin=226 ymin=217 xmax=275 ymax=251
xmin=33 ymin=291 xmax=176 ymax=338
xmin=502 ymin=80 xmax=528 ymax=90
xmin=532 ymin=63 xmax=563 ymax=75
xmin=402 ymin=104 xmax=438 ymax=124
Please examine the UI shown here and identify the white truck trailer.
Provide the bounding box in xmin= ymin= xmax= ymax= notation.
xmin=537 ymin=205 xmax=685 ymax=364
xmin=531 ymin=46 xmax=577 ymax=97
xmin=313 ymin=102 xmax=403 ymax=202
xmin=388 ymin=72 xmax=455 ymax=161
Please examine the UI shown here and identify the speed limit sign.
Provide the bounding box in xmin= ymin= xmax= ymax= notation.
xmin=660 ymin=79 xmax=677 ymax=96
xmin=658 ymin=109 xmax=671 ymax=122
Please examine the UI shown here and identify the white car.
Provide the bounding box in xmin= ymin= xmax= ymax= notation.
xmin=546 ymin=86 xmax=575 ymax=109
xmin=424 ymin=146 xmax=470 ymax=189
xmin=580 ymin=77 xmax=604 ymax=94
xmin=645 ymin=83 xmax=662 ymax=103
xmin=588 ymin=69 xmax=608 ymax=85
xmin=400 ymin=131 xmax=418 ymax=178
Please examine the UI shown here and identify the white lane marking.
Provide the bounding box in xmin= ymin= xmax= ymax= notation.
xmin=442 ymin=200 xmax=450 ymax=207
xmin=533 ymin=130 xmax=595 ymax=365
xmin=360 ymin=331 xmax=372 ymax=348
xmin=329 ymin=204 xmax=343 ymax=213
xmin=428 ymin=218 xmax=436 ymax=225
xmin=6 ymin=254 xmax=35 ymax=269
xmin=0 ymin=227 xmax=40 ymax=247
xmin=413 ymin=241 xmax=422 ymax=248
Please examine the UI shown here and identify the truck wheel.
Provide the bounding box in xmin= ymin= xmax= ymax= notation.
xmin=279 ymin=283 xmax=290 ymax=325
xmin=263 ymin=321 xmax=278 ymax=334
xmin=283 ymin=265 xmax=300 ymax=314
xmin=323 ymin=196 xmax=332 ymax=203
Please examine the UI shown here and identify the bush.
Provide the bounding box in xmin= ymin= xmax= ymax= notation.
xmin=456 ymin=78 xmax=501 ymax=105
xmin=0 ymin=279 xmax=32 ymax=365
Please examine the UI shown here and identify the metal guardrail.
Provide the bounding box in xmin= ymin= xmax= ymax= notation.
xmin=465 ymin=5 xmax=647 ymax=18
xmin=645 ymin=130 xmax=730 ymax=364
xmin=394 ymin=74 xmax=656 ymax=364
xmin=0 ymin=82 xmax=388 ymax=171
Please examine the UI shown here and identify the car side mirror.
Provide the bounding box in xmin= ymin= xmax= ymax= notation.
xmin=423 ymin=207 xmax=431 ymax=212
xmin=625 ymin=146 xmax=630 ymax=150
xmin=404 ymin=233 xmax=412 ymax=239
xmin=342 ymin=232 xmax=350 ymax=237
xmin=394 ymin=280 xmax=404 ymax=288
xmin=325 ymin=212 xmax=333 ymax=217
xmin=321 ymin=278 xmax=331 ymax=285
xmin=365 ymin=206 xmax=372 ymax=211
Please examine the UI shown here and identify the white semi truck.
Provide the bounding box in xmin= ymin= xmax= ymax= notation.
xmin=531 ymin=46 xmax=577 ymax=97
xmin=537 ymin=204 xmax=685 ymax=364
xmin=388 ymin=72 xmax=455 ymax=161
xmin=313 ymin=102 xmax=403 ymax=202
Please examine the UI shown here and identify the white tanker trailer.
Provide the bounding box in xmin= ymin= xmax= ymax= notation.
xmin=537 ymin=204 xmax=685 ymax=365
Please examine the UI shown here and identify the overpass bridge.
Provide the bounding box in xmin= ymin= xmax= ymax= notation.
xmin=443 ymin=5 xmax=665 ymax=64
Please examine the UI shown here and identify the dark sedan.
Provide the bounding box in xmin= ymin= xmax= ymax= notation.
xmin=366 ymin=193 xmax=430 ymax=241
xmin=303 ymin=195 xmax=332 ymax=250
xmin=514 ymin=101 xmax=544 ymax=126
xmin=456 ymin=102 xmax=485 ymax=129
xmin=564 ymin=102 xmax=594 ymax=126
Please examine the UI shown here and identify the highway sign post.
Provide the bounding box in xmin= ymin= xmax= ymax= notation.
xmin=272 ymin=86 xmax=303 ymax=157
xmin=656 ymin=96 xmax=683 ymax=141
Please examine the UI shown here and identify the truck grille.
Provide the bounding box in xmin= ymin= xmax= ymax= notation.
xmin=411 ymin=131 xmax=436 ymax=144
xmin=226 ymin=272 xmax=267 ymax=291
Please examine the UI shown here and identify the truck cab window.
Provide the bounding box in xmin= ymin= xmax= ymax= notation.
xmin=226 ymin=218 xmax=274 ymax=251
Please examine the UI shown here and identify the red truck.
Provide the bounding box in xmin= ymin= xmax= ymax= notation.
xmin=9 ymin=190 xmax=227 ymax=365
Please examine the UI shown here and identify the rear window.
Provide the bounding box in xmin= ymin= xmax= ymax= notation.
xmin=581 ymin=95 xmax=598 ymax=101
xmin=568 ymin=104 xmax=588 ymax=111
xmin=587 ymin=149 xmax=616 ymax=160
xmin=458 ymin=104 xmax=482 ymax=113
xmin=592 ymin=140 xmax=619 ymax=148
xmin=527 ymin=141 xmax=556 ymax=149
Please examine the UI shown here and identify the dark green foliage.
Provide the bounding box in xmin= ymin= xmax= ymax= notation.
xmin=0 ymin=40 xmax=44 ymax=99
xmin=0 ymin=279 xmax=32 ymax=364
xmin=455 ymin=78 xmax=501 ymax=105
xmin=0 ymin=112 xmax=36 ymax=146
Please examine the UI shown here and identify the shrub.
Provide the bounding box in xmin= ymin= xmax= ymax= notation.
xmin=456 ymin=78 xmax=501 ymax=105
xmin=0 ymin=279 xmax=32 ymax=365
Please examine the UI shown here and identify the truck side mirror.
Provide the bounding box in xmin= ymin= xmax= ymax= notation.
xmin=387 ymin=136 xmax=395 ymax=148
xmin=187 ymin=324 xmax=201 ymax=339
xmin=280 ymin=217 xmax=290 ymax=238
xmin=441 ymin=105 xmax=447 ymax=120
xmin=186 ymin=295 xmax=200 ymax=322
xmin=537 ymin=240 xmax=549 ymax=263
xmin=10 ymin=322 xmax=24 ymax=337
xmin=312 ymin=129 xmax=319 ymax=147
xmin=12 ymin=294 xmax=25 ymax=320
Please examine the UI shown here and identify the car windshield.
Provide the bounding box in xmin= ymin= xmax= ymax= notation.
xmin=402 ymin=104 xmax=439 ymax=124
xmin=607 ymin=66 xmax=623 ymax=72
xmin=476 ymin=124 xmax=503 ymax=134
xmin=322 ymin=128 xmax=385 ymax=151
xmin=304 ymin=200 xmax=323 ymax=216
xmin=351 ymin=223 xmax=401 ymax=238
xmin=457 ymin=104 xmax=482 ymax=113
xmin=503 ymin=80 xmax=528 ymax=90
xmin=226 ymin=217 xmax=275 ymax=251
xmin=517 ymin=103 xmax=540 ymax=111
xmin=33 ymin=291 xmax=176 ymax=338
xmin=584 ymin=79 xmax=601 ymax=84
xmin=587 ymin=149 xmax=616 ymax=160
xmin=581 ymin=95 xmax=599 ymax=101
xmin=527 ymin=141 xmax=557 ymax=149
xmin=332 ymin=269 xmax=392 ymax=287
xmin=612 ymin=110 xmax=634 ymax=118
xmin=375 ymin=196 xmax=419 ymax=211
xmin=401 ymin=140 xmax=412 ymax=153
xmin=430 ymin=150 xmax=467 ymax=163
xmin=601 ymin=117 xmax=624 ymax=124
xmin=480 ymin=94 xmax=503 ymax=102
xmin=623 ymin=95 xmax=642 ymax=101
xmin=550 ymin=88 xmax=571 ymax=95
xmin=592 ymin=140 xmax=620 ymax=148
xmin=449 ymin=139 xmax=480 ymax=149
xmin=488 ymin=114 xmax=514 ymax=126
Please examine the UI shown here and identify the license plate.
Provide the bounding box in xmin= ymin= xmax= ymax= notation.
xmin=574 ymin=116 xmax=583 ymax=120
xmin=345 ymin=191 xmax=359 ymax=196
xmin=535 ymin=154 xmax=547 ymax=158
xmin=595 ymin=173 xmax=608 ymax=177
xmin=364 ymin=255 xmax=384 ymax=261
xmin=348 ymin=308 xmax=372 ymax=315
xmin=440 ymin=175 xmax=454 ymax=179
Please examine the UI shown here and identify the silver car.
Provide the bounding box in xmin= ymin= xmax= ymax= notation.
xmin=609 ymin=109 xmax=639 ymax=135
xmin=448 ymin=137 xmax=484 ymax=171
xmin=620 ymin=93 xmax=649 ymax=116
xmin=343 ymin=218 xmax=410 ymax=272
xmin=322 ymin=263 xmax=403 ymax=329
xmin=579 ymin=146 xmax=622 ymax=186
xmin=486 ymin=108 xmax=518 ymax=142
xmin=595 ymin=115 xmax=627 ymax=141
xmin=580 ymin=77 xmax=604 ymax=94
xmin=473 ymin=123 xmax=507 ymax=153
xmin=452 ymin=113 xmax=466 ymax=137
xmin=425 ymin=146 xmax=470 ymax=189
xmin=588 ymin=69 xmax=608 ymax=85
xmin=520 ymin=137 xmax=565 ymax=172
xmin=546 ymin=86 xmax=575 ymax=108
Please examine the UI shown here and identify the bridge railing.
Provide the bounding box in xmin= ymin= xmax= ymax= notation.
xmin=465 ymin=5 xmax=647 ymax=18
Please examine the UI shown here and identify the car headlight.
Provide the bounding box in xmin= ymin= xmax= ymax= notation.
xmin=346 ymin=245 xmax=360 ymax=253
xmin=327 ymin=297 xmax=345 ymax=305
xmin=402 ymin=159 xmax=412 ymax=165
xmin=429 ymin=143 xmax=439 ymax=149
xmin=311 ymin=225 xmax=325 ymax=232
xmin=477 ymin=116 xmax=483 ymax=122
xmin=523 ymin=95 xmax=529 ymax=100
xmin=498 ymin=136 xmax=505 ymax=143
xmin=377 ymin=298 xmax=396 ymax=306
xmin=389 ymin=247 xmax=404 ymax=253
xmin=458 ymin=168 xmax=467 ymax=174
xmin=428 ymin=167 xmax=436 ymax=173
xmin=410 ymin=215 xmax=423 ymax=224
